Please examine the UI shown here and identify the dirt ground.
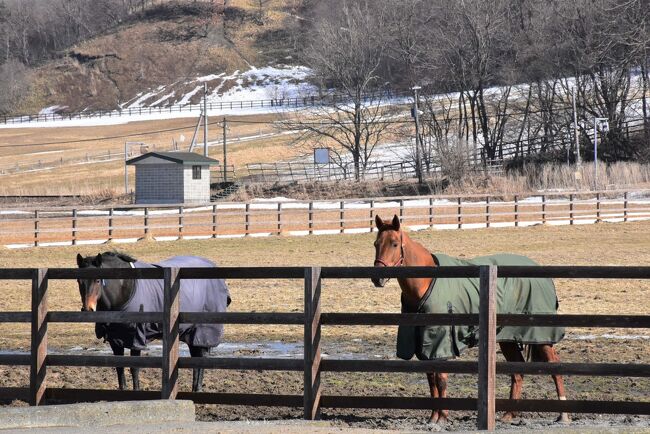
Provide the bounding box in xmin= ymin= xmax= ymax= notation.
xmin=0 ymin=221 xmax=649 ymax=431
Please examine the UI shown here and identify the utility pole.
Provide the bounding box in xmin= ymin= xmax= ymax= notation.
xmin=572 ymin=87 xmax=581 ymax=165
xmin=222 ymin=116 xmax=228 ymax=183
xmin=203 ymin=83 xmax=208 ymax=157
xmin=412 ymin=85 xmax=423 ymax=184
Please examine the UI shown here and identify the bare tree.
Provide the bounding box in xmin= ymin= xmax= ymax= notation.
xmin=280 ymin=1 xmax=395 ymax=181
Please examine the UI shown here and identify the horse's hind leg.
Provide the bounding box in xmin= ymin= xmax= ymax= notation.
xmin=189 ymin=346 xmax=209 ymax=392
xmin=130 ymin=348 xmax=141 ymax=391
xmin=109 ymin=341 xmax=126 ymax=390
xmin=499 ymin=342 xmax=525 ymax=422
xmin=537 ymin=344 xmax=570 ymax=424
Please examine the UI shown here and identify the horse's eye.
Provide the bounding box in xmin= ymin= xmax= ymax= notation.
xmin=392 ymin=243 xmax=398 ymax=248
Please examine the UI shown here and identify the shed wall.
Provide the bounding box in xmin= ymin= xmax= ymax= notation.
xmin=135 ymin=164 xmax=183 ymax=204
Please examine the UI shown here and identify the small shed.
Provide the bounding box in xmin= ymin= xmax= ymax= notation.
xmin=126 ymin=151 xmax=219 ymax=204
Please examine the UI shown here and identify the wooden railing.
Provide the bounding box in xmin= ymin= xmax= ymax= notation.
xmin=0 ymin=265 xmax=649 ymax=430
xmin=1 ymin=189 xmax=649 ymax=247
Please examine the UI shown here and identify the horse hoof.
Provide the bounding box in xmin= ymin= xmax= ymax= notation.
xmin=555 ymin=413 xmax=571 ymax=424
xmin=500 ymin=412 xmax=517 ymax=423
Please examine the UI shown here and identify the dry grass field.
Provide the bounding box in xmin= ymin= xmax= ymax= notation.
xmin=0 ymin=113 xmax=303 ymax=195
xmin=0 ymin=220 xmax=648 ymax=429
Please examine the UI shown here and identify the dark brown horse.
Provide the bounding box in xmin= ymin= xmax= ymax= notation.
xmin=371 ymin=214 xmax=569 ymax=424
xmin=76 ymin=252 xmax=231 ymax=392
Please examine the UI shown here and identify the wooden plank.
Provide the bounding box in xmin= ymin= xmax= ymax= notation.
xmin=0 ymin=312 xmax=31 ymax=322
xmin=320 ymin=266 xmax=481 ymax=279
xmin=0 ymin=354 xmax=31 ymax=365
xmin=30 ymin=268 xmax=48 ymax=406
xmin=320 ymin=395 xmax=476 ymax=411
xmin=496 ymin=398 xmax=650 ymax=415
xmin=541 ymin=195 xmax=546 ymax=224
xmin=47 ymin=267 xmax=162 ymax=279
xmin=321 ymin=359 xmax=476 ymax=373
xmin=514 ymin=195 xmax=519 ymax=227
xmin=277 ymin=203 xmax=282 ymax=235
xmin=178 ymin=312 xmax=304 ymax=324
xmin=245 ymin=203 xmax=250 ymax=235
xmin=624 ymin=192 xmax=628 ymax=222
xmin=44 ymin=388 xmax=157 ymax=402
xmin=477 ymin=265 xmax=497 ymax=430
xmin=178 ymin=392 xmax=303 ymax=407
xmin=308 ymin=202 xmax=314 ymax=234
xmin=0 ymin=387 xmax=29 ymax=402
xmin=47 ymin=355 xmax=161 ymax=368
xmin=497 ymin=361 xmax=650 ymax=377
xmin=162 ymin=267 xmax=180 ymax=399
xmin=48 ymin=311 xmax=161 ymax=323
xmin=496 ymin=313 xmax=650 ymax=328
xmin=321 ymin=312 xmax=478 ymax=326
xmin=339 ymin=201 xmax=344 ymax=233
xmin=0 ymin=269 xmax=35 ymax=279
xmin=569 ymin=194 xmax=574 ymax=225
xmin=178 ymin=357 xmax=303 ymax=371
xmin=304 ymin=266 xmax=322 ymax=420
xmin=485 ymin=196 xmax=490 ymax=228
xmin=457 ymin=197 xmax=462 ymax=229
xmin=108 ymin=208 xmax=114 ymax=241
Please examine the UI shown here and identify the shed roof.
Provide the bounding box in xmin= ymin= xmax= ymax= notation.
xmin=126 ymin=151 xmax=219 ymax=166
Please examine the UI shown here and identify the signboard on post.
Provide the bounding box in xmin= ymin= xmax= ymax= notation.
xmin=314 ymin=148 xmax=330 ymax=164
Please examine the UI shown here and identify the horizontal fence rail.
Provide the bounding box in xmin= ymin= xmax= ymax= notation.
xmin=1 ymin=188 xmax=649 ymax=247
xmin=0 ymin=265 xmax=649 ymax=430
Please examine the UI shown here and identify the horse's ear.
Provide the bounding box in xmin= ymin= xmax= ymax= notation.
xmin=392 ymin=214 xmax=400 ymax=230
xmin=92 ymin=253 xmax=103 ymax=266
xmin=375 ymin=214 xmax=384 ymax=229
xmin=76 ymin=253 xmax=84 ymax=267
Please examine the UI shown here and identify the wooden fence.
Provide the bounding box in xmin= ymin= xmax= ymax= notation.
xmin=1 ymin=189 xmax=649 ymax=247
xmin=0 ymin=265 xmax=649 ymax=430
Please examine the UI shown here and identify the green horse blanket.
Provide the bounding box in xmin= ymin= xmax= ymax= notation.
xmin=397 ymin=253 xmax=564 ymax=360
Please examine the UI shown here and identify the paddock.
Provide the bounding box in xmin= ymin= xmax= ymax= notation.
xmin=0 ymin=221 xmax=649 ymax=430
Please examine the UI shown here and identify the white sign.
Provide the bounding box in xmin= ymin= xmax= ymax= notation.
xmin=314 ymin=148 xmax=330 ymax=164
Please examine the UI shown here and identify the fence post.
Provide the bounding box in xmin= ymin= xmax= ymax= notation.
xmin=162 ymin=267 xmax=180 ymax=399
xmin=477 ymin=265 xmax=497 ymax=430
xmin=304 ymin=267 xmax=322 ymax=420
xmin=485 ymin=196 xmax=490 ymax=228
xmin=596 ymin=192 xmax=601 ymax=222
xmin=108 ymin=208 xmax=114 ymax=242
xmin=514 ymin=195 xmax=519 ymax=227
xmin=178 ymin=206 xmax=184 ymax=239
xmin=457 ymin=197 xmax=462 ymax=229
xmin=212 ymin=204 xmax=218 ymax=238
xmin=30 ymin=268 xmax=48 ymax=406
xmin=623 ymin=192 xmax=628 ymax=222
xmin=308 ymin=202 xmax=314 ymax=235
xmin=339 ymin=201 xmax=344 ymax=234
xmin=144 ymin=207 xmax=149 ymax=237
xmin=369 ymin=200 xmax=375 ymax=232
xmin=277 ymin=203 xmax=282 ymax=235
xmin=399 ymin=199 xmax=404 ymax=222
xmin=245 ymin=203 xmax=250 ymax=236
xmin=542 ymin=195 xmax=546 ymax=224
xmin=71 ymin=209 xmax=77 ymax=245
xmin=34 ymin=210 xmax=39 ymax=247
xmin=429 ymin=197 xmax=434 ymax=228
xmin=569 ymin=194 xmax=574 ymax=225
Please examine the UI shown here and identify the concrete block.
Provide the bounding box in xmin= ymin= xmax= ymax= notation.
xmin=0 ymin=400 xmax=194 ymax=429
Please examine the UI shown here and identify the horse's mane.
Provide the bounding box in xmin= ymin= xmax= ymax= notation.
xmin=102 ymin=251 xmax=137 ymax=263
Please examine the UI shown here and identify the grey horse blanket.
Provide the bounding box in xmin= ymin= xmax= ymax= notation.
xmin=397 ymin=253 xmax=564 ymax=360
xmin=96 ymin=256 xmax=231 ymax=350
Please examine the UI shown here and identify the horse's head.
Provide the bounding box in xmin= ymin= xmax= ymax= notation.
xmin=76 ymin=252 xmax=135 ymax=311
xmin=372 ymin=214 xmax=404 ymax=288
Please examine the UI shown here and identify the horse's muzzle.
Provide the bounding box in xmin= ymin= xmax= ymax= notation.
xmin=371 ymin=277 xmax=387 ymax=288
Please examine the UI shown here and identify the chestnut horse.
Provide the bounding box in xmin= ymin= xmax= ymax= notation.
xmin=371 ymin=214 xmax=569 ymax=424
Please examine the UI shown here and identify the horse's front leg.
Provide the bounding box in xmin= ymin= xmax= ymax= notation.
xmin=130 ymin=348 xmax=141 ymax=390
xmin=499 ymin=342 xmax=525 ymax=422
xmin=109 ymin=341 xmax=126 ymax=390
xmin=435 ymin=372 xmax=449 ymax=423
xmin=189 ymin=346 xmax=209 ymax=392
xmin=426 ymin=372 xmax=440 ymax=423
